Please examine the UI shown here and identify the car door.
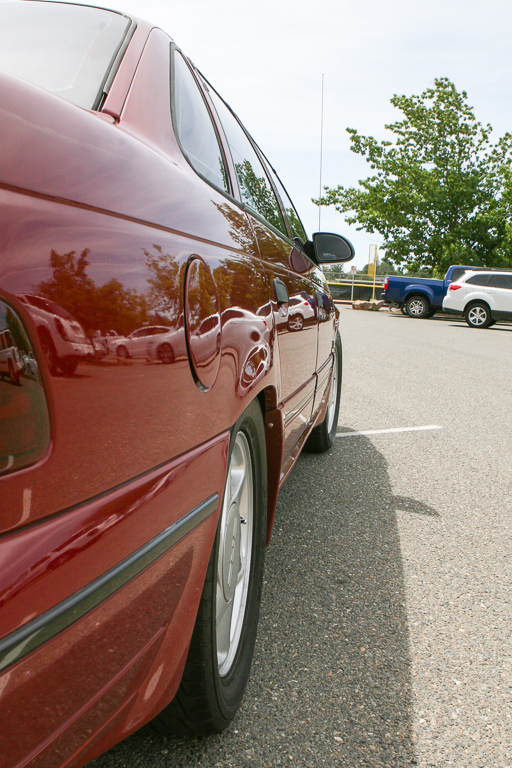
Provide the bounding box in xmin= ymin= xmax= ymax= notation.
xmin=204 ymin=84 xmax=319 ymax=466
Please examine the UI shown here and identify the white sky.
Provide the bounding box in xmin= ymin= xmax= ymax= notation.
xmin=99 ymin=0 xmax=512 ymax=268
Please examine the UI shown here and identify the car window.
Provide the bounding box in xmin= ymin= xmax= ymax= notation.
xmin=466 ymin=274 xmax=491 ymax=286
xmin=172 ymin=51 xmax=229 ymax=193
xmin=0 ymin=2 xmax=130 ymax=110
xmin=450 ymin=268 xmax=468 ymax=282
xmin=487 ymin=274 xmax=512 ymax=289
xmin=263 ymin=161 xmax=308 ymax=243
xmin=205 ymin=85 xmax=287 ymax=236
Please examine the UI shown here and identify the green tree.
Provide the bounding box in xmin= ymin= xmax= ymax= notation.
xmin=315 ymin=78 xmax=512 ymax=274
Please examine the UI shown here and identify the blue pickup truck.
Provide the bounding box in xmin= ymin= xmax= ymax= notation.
xmin=382 ymin=265 xmax=479 ymax=318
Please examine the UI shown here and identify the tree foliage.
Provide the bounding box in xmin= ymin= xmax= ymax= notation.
xmin=316 ymin=78 xmax=512 ymax=273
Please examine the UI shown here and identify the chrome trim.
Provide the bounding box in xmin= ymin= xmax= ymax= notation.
xmin=283 ymin=388 xmax=315 ymax=427
xmin=0 ymin=494 xmax=219 ymax=672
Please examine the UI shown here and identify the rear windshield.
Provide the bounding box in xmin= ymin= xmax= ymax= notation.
xmin=0 ymin=2 xmax=131 ymax=109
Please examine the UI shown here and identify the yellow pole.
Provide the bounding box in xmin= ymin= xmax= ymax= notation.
xmin=372 ymin=245 xmax=377 ymax=300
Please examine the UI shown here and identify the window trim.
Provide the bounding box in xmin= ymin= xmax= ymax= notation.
xmin=94 ymin=14 xmax=137 ymax=111
xmin=169 ymin=45 xmax=232 ymax=198
xmin=197 ymin=72 xmax=291 ymax=239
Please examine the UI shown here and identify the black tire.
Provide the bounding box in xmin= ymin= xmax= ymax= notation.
xmin=59 ymin=356 xmax=78 ymax=376
xmin=405 ymin=295 xmax=430 ymax=318
xmin=157 ymin=342 xmax=174 ymax=364
xmin=465 ymin=301 xmax=492 ymax=328
xmin=155 ymin=399 xmax=267 ymax=735
xmin=305 ymin=333 xmax=342 ymax=453
xmin=39 ymin=332 xmax=59 ymax=375
xmin=287 ymin=313 xmax=304 ymax=331
xmin=116 ymin=345 xmax=129 ymax=359
xmin=400 ymin=304 xmax=408 ymax=315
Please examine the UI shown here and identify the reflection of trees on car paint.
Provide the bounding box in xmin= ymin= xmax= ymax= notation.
xmin=144 ymin=244 xmax=181 ymax=323
xmin=35 ymin=248 xmax=152 ymax=337
xmin=235 ymin=160 xmax=284 ymax=233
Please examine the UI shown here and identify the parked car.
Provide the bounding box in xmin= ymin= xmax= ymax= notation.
xmin=287 ymin=293 xmax=316 ymax=330
xmin=16 ymin=294 xmax=94 ymax=375
xmin=0 ymin=3 xmax=354 ymax=767
xmin=382 ymin=265 xmax=491 ymax=318
xmin=110 ymin=325 xmax=183 ymax=362
xmin=442 ymin=269 xmax=512 ymax=327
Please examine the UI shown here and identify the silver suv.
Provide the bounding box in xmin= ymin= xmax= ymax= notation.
xmin=443 ymin=270 xmax=512 ymax=328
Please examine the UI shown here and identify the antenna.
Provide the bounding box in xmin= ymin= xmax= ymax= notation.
xmin=318 ymin=74 xmax=324 ymax=231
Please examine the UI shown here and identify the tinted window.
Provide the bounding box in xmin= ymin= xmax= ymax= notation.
xmin=172 ymin=52 xmax=229 ymax=193
xmin=0 ymin=298 xmax=50 ymax=475
xmin=487 ymin=274 xmax=512 ymax=289
xmin=450 ymin=268 xmax=468 ymax=282
xmin=264 ymin=162 xmax=308 ymax=243
xmin=466 ymin=274 xmax=491 ymax=286
xmin=0 ymin=2 xmax=130 ymax=109
xmin=206 ymin=86 xmax=287 ymax=235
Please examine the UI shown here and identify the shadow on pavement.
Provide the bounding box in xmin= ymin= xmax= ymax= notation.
xmin=91 ymin=431 xmax=436 ymax=768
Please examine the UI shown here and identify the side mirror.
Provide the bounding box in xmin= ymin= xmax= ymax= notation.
xmin=312 ymin=232 xmax=355 ymax=264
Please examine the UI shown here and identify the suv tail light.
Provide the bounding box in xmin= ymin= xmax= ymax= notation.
xmin=449 ymin=284 xmax=462 ymax=291
xmin=384 ymin=277 xmax=389 ymax=289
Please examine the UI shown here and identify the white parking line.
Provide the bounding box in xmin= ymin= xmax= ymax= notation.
xmin=336 ymin=425 xmax=442 ymax=438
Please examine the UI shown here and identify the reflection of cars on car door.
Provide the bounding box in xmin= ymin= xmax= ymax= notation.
xmin=113 ymin=325 xmax=186 ymax=363
xmin=0 ymin=4 xmax=355 ymax=768
xmin=0 ymin=328 xmax=22 ymax=384
xmin=17 ymin=294 xmax=93 ymax=375
xmin=287 ymin=293 xmax=316 ymax=330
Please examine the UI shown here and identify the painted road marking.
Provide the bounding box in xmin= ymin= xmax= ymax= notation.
xmin=336 ymin=425 xmax=442 ymax=438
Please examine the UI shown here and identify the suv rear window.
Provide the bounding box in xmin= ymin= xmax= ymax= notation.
xmin=0 ymin=2 xmax=131 ymax=109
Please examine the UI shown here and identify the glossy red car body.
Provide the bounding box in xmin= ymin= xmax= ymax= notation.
xmin=0 ymin=4 xmax=352 ymax=766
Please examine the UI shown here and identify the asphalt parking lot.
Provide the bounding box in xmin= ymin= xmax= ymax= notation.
xmin=91 ymin=307 xmax=512 ymax=768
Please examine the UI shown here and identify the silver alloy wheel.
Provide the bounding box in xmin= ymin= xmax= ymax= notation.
xmin=468 ymin=306 xmax=487 ymax=326
xmin=288 ymin=314 xmax=303 ymax=331
xmin=216 ymin=431 xmax=254 ymax=677
xmin=325 ymin=344 xmax=339 ymax=435
xmin=408 ymin=298 xmax=426 ymax=316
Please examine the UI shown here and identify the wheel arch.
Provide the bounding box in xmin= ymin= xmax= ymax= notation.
xmin=464 ymin=298 xmax=491 ymax=314
xmin=404 ymin=290 xmax=431 ymax=307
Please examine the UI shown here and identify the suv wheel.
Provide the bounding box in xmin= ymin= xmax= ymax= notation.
xmin=465 ymin=302 xmax=492 ymax=328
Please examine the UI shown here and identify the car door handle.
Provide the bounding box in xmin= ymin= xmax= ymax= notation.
xmin=273 ymin=279 xmax=289 ymax=306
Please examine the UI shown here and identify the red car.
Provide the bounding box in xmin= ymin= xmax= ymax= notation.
xmin=0 ymin=3 xmax=354 ymax=766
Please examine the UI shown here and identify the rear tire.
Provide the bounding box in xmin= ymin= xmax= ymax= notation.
xmin=287 ymin=314 xmax=304 ymax=331
xmin=39 ymin=332 xmax=59 ymax=375
xmin=405 ymin=295 xmax=430 ymax=318
xmin=59 ymin=356 xmax=78 ymax=376
xmin=155 ymin=399 xmax=267 ymax=735
xmin=465 ymin=302 xmax=492 ymax=328
xmin=305 ymin=333 xmax=342 ymax=453
xmin=157 ymin=342 xmax=174 ymax=364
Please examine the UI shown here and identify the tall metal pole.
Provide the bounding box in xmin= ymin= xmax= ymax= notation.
xmin=372 ymin=245 xmax=378 ymax=300
xmin=318 ymin=74 xmax=324 ymax=232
